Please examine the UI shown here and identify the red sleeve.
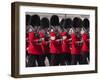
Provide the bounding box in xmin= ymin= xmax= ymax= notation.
xmin=82 ymin=33 xmax=88 ymax=42
xmin=71 ymin=33 xmax=77 ymax=43
xmin=28 ymin=32 xmax=34 ymax=42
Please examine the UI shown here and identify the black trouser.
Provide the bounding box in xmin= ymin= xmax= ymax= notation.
xmin=36 ymin=54 xmax=46 ymax=66
xmin=50 ymin=53 xmax=71 ymax=66
xmin=81 ymin=52 xmax=89 ymax=64
xmin=58 ymin=53 xmax=72 ymax=65
xmin=59 ymin=54 xmax=66 ymax=65
xmin=26 ymin=54 xmax=36 ymax=67
xmin=45 ymin=53 xmax=51 ymax=66
xmin=71 ymin=54 xmax=82 ymax=65
xmin=50 ymin=54 xmax=61 ymax=66
xmin=65 ymin=53 xmax=72 ymax=65
xmin=26 ymin=51 xmax=29 ymax=67
xmin=26 ymin=54 xmax=45 ymax=67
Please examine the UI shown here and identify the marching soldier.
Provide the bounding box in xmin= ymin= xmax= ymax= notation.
xmin=71 ymin=17 xmax=83 ymax=65
xmin=60 ymin=18 xmax=72 ymax=65
xmin=27 ymin=15 xmax=45 ymax=67
xmin=40 ymin=17 xmax=50 ymax=66
xmin=50 ymin=15 xmax=62 ymax=66
xmin=81 ymin=18 xmax=90 ymax=64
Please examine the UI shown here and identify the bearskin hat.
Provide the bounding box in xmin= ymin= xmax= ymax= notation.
xmin=63 ymin=18 xmax=72 ymax=29
xmin=82 ymin=18 xmax=90 ymax=29
xmin=30 ymin=15 xmax=40 ymax=27
xmin=50 ymin=15 xmax=59 ymax=26
xmin=60 ymin=18 xmax=65 ymax=28
xmin=26 ymin=15 xmax=31 ymax=25
xmin=40 ymin=17 xmax=49 ymax=29
xmin=73 ymin=17 xmax=82 ymax=28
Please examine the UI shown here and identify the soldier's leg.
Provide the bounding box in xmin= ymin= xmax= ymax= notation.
xmin=37 ymin=54 xmax=45 ymax=66
xmin=59 ymin=54 xmax=66 ymax=65
xmin=71 ymin=54 xmax=77 ymax=65
xmin=27 ymin=54 xmax=36 ymax=67
xmin=66 ymin=53 xmax=72 ymax=65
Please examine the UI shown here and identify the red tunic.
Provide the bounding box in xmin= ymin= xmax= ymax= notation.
xmin=71 ymin=33 xmax=81 ymax=54
xmin=57 ymin=40 xmax=62 ymax=53
xmin=61 ymin=32 xmax=71 ymax=53
xmin=41 ymin=41 xmax=49 ymax=54
xmin=81 ymin=33 xmax=89 ymax=53
xmin=50 ymin=32 xmax=61 ymax=54
xmin=50 ymin=40 xmax=60 ymax=54
xmin=39 ymin=32 xmax=49 ymax=54
xmin=56 ymin=33 xmax=62 ymax=54
xmin=28 ymin=32 xmax=35 ymax=43
xmin=27 ymin=32 xmax=42 ymax=55
xmin=62 ymin=39 xmax=70 ymax=53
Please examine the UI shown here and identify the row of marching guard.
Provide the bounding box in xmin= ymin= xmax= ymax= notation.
xmin=26 ymin=14 xmax=90 ymax=67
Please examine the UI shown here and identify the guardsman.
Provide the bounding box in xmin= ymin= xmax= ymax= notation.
xmin=81 ymin=18 xmax=90 ymax=64
xmin=50 ymin=15 xmax=62 ymax=66
xmin=27 ymin=15 xmax=45 ymax=67
xmin=60 ymin=18 xmax=72 ymax=65
xmin=71 ymin=17 xmax=82 ymax=65
xmin=40 ymin=17 xmax=51 ymax=66
xmin=49 ymin=32 xmax=59 ymax=66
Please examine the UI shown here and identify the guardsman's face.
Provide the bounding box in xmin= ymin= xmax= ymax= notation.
xmin=41 ymin=38 xmax=45 ymax=41
xmin=76 ymin=27 xmax=81 ymax=33
xmin=81 ymin=28 xmax=85 ymax=34
xmin=69 ymin=28 xmax=75 ymax=34
xmin=51 ymin=29 xmax=54 ymax=32
xmin=55 ymin=26 xmax=59 ymax=31
xmin=51 ymin=36 xmax=56 ymax=40
xmin=62 ymin=36 xmax=67 ymax=40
